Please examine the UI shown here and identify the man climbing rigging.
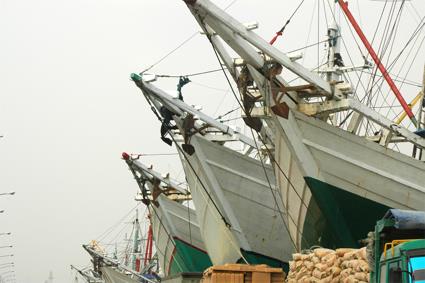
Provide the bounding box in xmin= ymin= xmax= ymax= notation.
xmin=159 ymin=76 xmax=190 ymax=146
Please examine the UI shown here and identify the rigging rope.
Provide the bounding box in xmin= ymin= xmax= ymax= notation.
xmin=163 ymin=117 xmax=250 ymax=264
xmin=207 ymin=34 xmax=315 ymax=252
xmin=140 ymin=0 xmax=238 ymax=74
xmin=156 ymin=68 xmax=224 ymax=78
xmin=96 ymin=203 xmax=141 ymax=242
xmin=141 ymin=89 xmax=233 ymax=230
xmin=141 ymin=32 xmax=199 ymax=75
xmin=269 ymin=0 xmax=306 ymax=45
xmin=148 ymin=204 xmax=187 ymax=273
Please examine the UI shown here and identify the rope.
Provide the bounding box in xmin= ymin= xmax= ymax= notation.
xmin=141 ymin=32 xmax=198 ymax=74
xmin=130 ymin=153 xmax=179 ymax=157
xmin=141 ymin=88 xmax=232 ymax=229
xmin=148 ymin=204 xmax=187 ymax=274
xmin=164 ymin=117 xmax=250 ymax=264
xmin=215 ymin=107 xmax=240 ymax=120
xmin=269 ymin=0 xmax=306 ymax=45
xmin=140 ymin=0 xmax=238 ymax=74
xmin=96 ymin=204 xmax=141 ymax=242
xmin=207 ymin=33 xmax=313 ymax=252
xmin=156 ymin=68 xmax=224 ymax=78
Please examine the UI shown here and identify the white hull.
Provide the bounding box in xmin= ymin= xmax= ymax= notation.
xmin=278 ymin=110 xmax=425 ymax=208
xmin=180 ymin=134 xmax=294 ymax=266
xmin=150 ymin=194 xmax=206 ymax=276
xmin=272 ymin=109 xmax=425 ymax=247
xmin=274 ymin=126 xmax=315 ymax=250
xmin=100 ymin=267 xmax=139 ymax=283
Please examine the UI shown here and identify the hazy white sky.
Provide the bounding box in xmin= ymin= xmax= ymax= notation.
xmin=0 ymin=0 xmax=423 ymax=282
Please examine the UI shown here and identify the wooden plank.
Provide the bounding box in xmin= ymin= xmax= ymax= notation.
xmin=252 ymin=272 xmax=271 ymax=282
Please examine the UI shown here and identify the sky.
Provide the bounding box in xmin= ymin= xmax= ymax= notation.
xmin=0 ymin=0 xmax=424 ymax=282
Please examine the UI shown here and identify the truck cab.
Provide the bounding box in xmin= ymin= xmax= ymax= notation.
xmin=378 ymin=239 xmax=425 ymax=282
xmin=371 ymin=209 xmax=425 ymax=283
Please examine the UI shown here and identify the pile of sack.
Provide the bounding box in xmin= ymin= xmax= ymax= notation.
xmin=286 ymin=247 xmax=370 ymax=283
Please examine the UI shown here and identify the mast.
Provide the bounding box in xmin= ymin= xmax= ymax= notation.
xmin=143 ymin=225 xmax=153 ymax=267
xmin=325 ymin=21 xmax=343 ymax=83
xmin=131 ymin=211 xmax=140 ymax=272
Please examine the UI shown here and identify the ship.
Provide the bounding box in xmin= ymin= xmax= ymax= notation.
xmin=131 ymin=0 xmax=424 ymax=252
xmin=83 ymin=1 xmax=424 ymax=281
xmin=83 ymin=213 xmax=160 ymax=283
xmin=175 ymin=0 xmax=425 ymax=251
xmin=122 ymin=155 xmax=212 ymax=277
xmin=131 ymin=76 xmax=295 ymax=270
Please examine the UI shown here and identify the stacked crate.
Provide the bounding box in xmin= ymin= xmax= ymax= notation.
xmin=201 ymin=264 xmax=285 ymax=283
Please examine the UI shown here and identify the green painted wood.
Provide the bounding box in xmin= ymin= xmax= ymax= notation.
xmin=239 ymin=250 xmax=289 ymax=273
xmin=168 ymin=238 xmax=212 ymax=276
xmin=304 ymin=177 xmax=390 ymax=249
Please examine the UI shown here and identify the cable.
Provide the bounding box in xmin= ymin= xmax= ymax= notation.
xmin=129 ymin=153 xmax=179 ymax=157
xmin=165 ymin=126 xmax=249 ymax=264
xmin=147 ymin=204 xmax=186 ymax=274
xmin=141 ymin=92 xmax=233 ymax=229
xmin=156 ymin=68 xmax=224 ymax=78
xmin=207 ymin=31 xmax=321 ymax=251
xmin=140 ymin=0 xmax=238 ymax=74
xmin=269 ymin=0 xmax=306 ymax=44
xmin=215 ymin=107 xmax=240 ymax=120
xmin=250 ymin=128 xmax=298 ymax=251
xmin=141 ymin=32 xmax=199 ymax=74
xmin=96 ymin=204 xmax=141 ymax=242
xmin=285 ymin=38 xmax=336 ymax=55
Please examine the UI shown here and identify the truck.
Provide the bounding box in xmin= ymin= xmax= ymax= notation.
xmin=370 ymin=209 xmax=425 ymax=283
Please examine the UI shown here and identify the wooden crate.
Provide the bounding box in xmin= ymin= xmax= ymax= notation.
xmin=201 ymin=264 xmax=285 ymax=283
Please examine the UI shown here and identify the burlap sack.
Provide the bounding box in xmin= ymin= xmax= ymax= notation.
xmin=340 ymin=268 xmax=353 ymax=279
xmin=314 ymin=248 xmax=335 ymax=258
xmin=343 ymin=275 xmax=359 ymax=283
xmin=355 ymin=248 xmax=367 ymax=260
xmin=336 ymin=248 xmax=355 ymax=257
xmin=322 ymin=253 xmax=337 ymax=267
xmin=315 ymin=263 xmax=328 ymax=272
xmin=354 ymin=272 xmax=368 ymax=281
xmin=313 ymin=268 xmax=330 ymax=279
xmin=318 ymin=274 xmax=333 ymax=283
xmin=305 ymin=260 xmax=315 ymax=271
xmin=330 ymin=266 xmax=341 ymax=276
xmin=295 ymin=260 xmax=304 ymax=270
xmin=343 ymin=251 xmax=356 ymax=261
xmin=312 ymin=256 xmax=321 ymax=264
